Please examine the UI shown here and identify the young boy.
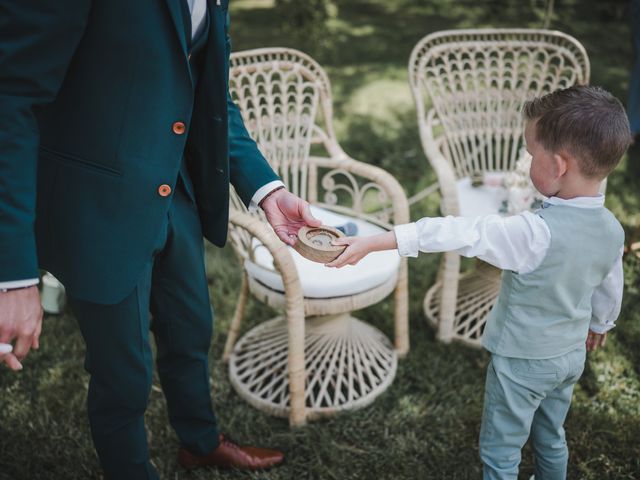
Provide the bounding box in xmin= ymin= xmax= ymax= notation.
xmin=327 ymin=85 xmax=631 ymax=480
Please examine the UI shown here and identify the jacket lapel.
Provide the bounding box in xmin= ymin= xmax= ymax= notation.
xmin=163 ymin=0 xmax=189 ymax=56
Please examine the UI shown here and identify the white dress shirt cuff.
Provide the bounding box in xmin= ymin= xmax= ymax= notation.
xmin=0 ymin=278 xmax=40 ymax=290
xmin=394 ymin=223 xmax=420 ymax=257
xmin=588 ymin=323 xmax=613 ymax=334
xmin=249 ymin=180 xmax=286 ymax=213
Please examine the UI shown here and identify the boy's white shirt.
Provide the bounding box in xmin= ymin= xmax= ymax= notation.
xmin=393 ymin=194 xmax=623 ymax=334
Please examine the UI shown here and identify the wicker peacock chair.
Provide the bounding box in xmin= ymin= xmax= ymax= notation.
xmin=224 ymin=48 xmax=410 ymax=426
xmin=408 ymin=29 xmax=590 ymax=347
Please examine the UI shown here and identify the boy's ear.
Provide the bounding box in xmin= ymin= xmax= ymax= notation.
xmin=553 ymin=152 xmax=569 ymax=178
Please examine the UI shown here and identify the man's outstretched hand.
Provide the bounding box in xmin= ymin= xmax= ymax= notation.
xmin=0 ymin=286 xmax=43 ymax=371
xmin=260 ymin=188 xmax=321 ymax=246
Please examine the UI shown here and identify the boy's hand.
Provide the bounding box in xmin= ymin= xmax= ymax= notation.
xmin=325 ymin=231 xmax=398 ymax=268
xmin=586 ymin=330 xmax=607 ymax=352
xmin=325 ymin=236 xmax=372 ymax=268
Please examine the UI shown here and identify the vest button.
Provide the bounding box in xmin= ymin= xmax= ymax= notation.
xmin=158 ymin=184 xmax=172 ymax=197
xmin=172 ymin=121 xmax=186 ymax=135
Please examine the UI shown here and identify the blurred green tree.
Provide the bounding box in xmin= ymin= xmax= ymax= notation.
xmin=274 ymin=0 xmax=337 ymax=53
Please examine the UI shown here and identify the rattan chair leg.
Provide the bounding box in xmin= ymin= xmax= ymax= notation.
xmin=285 ymin=283 xmax=307 ymax=427
xmin=437 ymin=251 xmax=460 ymax=343
xmin=223 ymin=272 xmax=250 ymax=363
xmin=394 ymin=258 xmax=410 ymax=357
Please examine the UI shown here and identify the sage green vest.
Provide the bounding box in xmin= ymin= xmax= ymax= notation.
xmin=482 ymin=204 xmax=624 ymax=359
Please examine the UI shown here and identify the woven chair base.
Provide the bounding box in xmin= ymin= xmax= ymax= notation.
xmin=424 ymin=262 xmax=502 ymax=347
xmin=228 ymin=314 xmax=397 ymax=420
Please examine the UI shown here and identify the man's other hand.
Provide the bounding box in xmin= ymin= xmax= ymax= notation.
xmin=0 ymin=286 xmax=43 ymax=370
xmin=260 ymin=188 xmax=322 ymax=246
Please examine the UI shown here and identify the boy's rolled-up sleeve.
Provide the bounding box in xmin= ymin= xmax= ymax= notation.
xmin=394 ymin=223 xmax=420 ymax=257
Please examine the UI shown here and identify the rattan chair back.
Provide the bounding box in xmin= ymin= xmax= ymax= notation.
xmin=409 ymin=29 xmax=590 ymax=179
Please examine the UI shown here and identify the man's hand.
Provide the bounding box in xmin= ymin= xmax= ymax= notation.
xmin=0 ymin=286 xmax=43 ymax=371
xmin=586 ymin=329 xmax=607 ymax=352
xmin=260 ymin=188 xmax=321 ymax=246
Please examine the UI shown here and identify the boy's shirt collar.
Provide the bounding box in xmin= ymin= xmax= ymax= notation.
xmin=543 ymin=194 xmax=605 ymax=209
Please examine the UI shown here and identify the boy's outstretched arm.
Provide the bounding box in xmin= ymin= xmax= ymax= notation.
xmin=327 ymin=212 xmax=550 ymax=274
xmin=587 ymin=246 xmax=624 ymax=352
xmin=326 ymin=231 xmax=397 ymax=268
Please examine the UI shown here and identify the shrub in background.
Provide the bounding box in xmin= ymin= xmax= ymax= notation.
xmin=274 ymin=0 xmax=337 ymax=53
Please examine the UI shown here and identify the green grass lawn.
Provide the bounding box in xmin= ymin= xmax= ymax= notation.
xmin=1 ymin=1 xmax=640 ymax=479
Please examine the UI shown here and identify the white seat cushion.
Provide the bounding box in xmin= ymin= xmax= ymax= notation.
xmin=456 ymin=172 xmax=507 ymax=217
xmin=244 ymin=206 xmax=400 ymax=298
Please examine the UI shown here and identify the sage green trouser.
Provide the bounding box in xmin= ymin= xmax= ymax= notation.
xmin=479 ymin=347 xmax=586 ymax=480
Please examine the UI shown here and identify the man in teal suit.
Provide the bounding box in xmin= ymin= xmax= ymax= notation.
xmin=0 ymin=0 xmax=320 ymax=477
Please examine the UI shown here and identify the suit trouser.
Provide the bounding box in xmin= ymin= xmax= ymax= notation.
xmin=479 ymin=347 xmax=586 ymax=480
xmin=68 ymin=180 xmax=219 ymax=480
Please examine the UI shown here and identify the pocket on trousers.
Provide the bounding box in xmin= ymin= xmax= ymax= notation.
xmin=511 ymin=358 xmax=559 ymax=380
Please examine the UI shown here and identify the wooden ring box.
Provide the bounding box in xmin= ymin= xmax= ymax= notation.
xmin=293 ymin=226 xmax=346 ymax=263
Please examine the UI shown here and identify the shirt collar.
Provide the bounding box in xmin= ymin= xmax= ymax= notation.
xmin=542 ymin=194 xmax=605 ymax=209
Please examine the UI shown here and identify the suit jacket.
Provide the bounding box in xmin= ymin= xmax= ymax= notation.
xmin=0 ymin=0 xmax=279 ymax=303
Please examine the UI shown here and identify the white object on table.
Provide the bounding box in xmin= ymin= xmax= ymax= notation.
xmin=501 ymin=150 xmax=546 ymax=214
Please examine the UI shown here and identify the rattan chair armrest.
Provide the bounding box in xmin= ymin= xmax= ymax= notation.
xmin=228 ymin=210 xmax=304 ymax=300
xmin=310 ymin=154 xmax=410 ymax=226
xmin=420 ymin=116 xmax=459 ymax=216
xmin=228 ymin=209 xmax=307 ymax=426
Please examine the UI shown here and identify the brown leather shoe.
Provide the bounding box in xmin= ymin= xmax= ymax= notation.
xmin=177 ymin=434 xmax=284 ymax=471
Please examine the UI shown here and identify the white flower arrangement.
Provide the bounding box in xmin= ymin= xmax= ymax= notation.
xmin=500 ymin=148 xmax=546 ymax=214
